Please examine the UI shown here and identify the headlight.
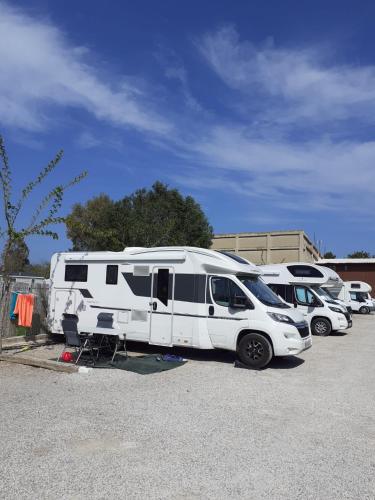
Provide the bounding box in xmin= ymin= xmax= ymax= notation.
xmin=267 ymin=312 xmax=294 ymax=324
xmin=329 ymin=306 xmax=344 ymax=314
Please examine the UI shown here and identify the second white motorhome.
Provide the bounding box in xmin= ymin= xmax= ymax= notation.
xmin=48 ymin=247 xmax=312 ymax=369
xmin=259 ymin=263 xmax=352 ymax=336
xmin=328 ymin=281 xmax=375 ymax=314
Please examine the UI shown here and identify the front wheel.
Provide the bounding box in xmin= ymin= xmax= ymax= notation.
xmin=359 ymin=306 xmax=370 ymax=315
xmin=311 ymin=317 xmax=332 ymax=336
xmin=237 ymin=333 xmax=273 ymax=369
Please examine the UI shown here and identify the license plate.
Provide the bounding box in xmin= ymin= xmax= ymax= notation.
xmin=304 ymin=338 xmax=312 ymax=349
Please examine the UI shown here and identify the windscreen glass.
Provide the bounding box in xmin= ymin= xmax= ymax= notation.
xmin=315 ymin=287 xmax=337 ymax=304
xmin=239 ymin=276 xmax=289 ymax=308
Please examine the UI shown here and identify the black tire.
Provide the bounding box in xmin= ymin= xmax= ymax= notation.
xmin=237 ymin=333 xmax=273 ymax=369
xmin=311 ymin=317 xmax=332 ymax=336
xmin=359 ymin=306 xmax=370 ymax=315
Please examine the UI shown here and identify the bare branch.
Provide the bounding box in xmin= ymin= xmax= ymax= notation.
xmin=13 ymin=149 xmax=64 ymax=222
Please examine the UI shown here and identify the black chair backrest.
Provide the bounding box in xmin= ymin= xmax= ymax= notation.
xmin=61 ymin=317 xmax=81 ymax=347
xmin=96 ymin=312 xmax=114 ymax=329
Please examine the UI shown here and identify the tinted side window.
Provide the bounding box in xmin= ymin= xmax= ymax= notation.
xmin=288 ymin=265 xmax=324 ymax=278
xmin=156 ymin=269 xmax=169 ymax=306
xmin=65 ymin=265 xmax=88 ymax=282
xmin=211 ymin=277 xmax=230 ymax=307
xmin=285 ymin=285 xmax=294 ymax=303
xmin=106 ymin=265 xmax=118 ymax=285
xmin=269 ymin=284 xmax=286 ymax=300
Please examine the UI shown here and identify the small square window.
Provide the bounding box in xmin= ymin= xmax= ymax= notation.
xmin=65 ymin=265 xmax=88 ymax=282
xmin=106 ymin=265 xmax=118 ymax=285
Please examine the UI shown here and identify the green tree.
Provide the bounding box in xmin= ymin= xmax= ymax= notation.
xmin=0 ymin=135 xmax=87 ymax=351
xmin=323 ymin=251 xmax=336 ymax=259
xmin=66 ymin=195 xmax=122 ymax=251
xmin=24 ymin=262 xmax=51 ymax=278
xmin=347 ymin=251 xmax=371 ymax=258
xmin=66 ymin=181 xmax=214 ymax=250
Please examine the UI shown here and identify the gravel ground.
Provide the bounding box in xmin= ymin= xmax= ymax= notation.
xmin=1 ymin=315 xmax=375 ymax=500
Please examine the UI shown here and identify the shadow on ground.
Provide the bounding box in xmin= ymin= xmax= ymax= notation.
xmin=125 ymin=341 xmax=305 ymax=370
xmin=327 ymin=331 xmax=348 ymax=337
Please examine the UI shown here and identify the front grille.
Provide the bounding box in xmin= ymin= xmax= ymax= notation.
xmin=296 ymin=324 xmax=310 ymax=338
xmin=347 ymin=307 xmax=352 ymax=314
xmin=344 ymin=311 xmax=351 ymax=322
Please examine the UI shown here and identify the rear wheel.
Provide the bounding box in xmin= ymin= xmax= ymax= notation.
xmin=359 ymin=306 xmax=370 ymax=315
xmin=237 ymin=333 xmax=273 ymax=369
xmin=311 ymin=317 xmax=332 ymax=336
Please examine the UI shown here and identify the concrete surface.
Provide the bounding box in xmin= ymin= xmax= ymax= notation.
xmin=0 ymin=333 xmax=50 ymax=350
xmin=0 ymin=316 xmax=374 ymax=499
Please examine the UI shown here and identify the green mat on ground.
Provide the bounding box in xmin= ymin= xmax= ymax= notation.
xmin=89 ymin=354 xmax=187 ymax=374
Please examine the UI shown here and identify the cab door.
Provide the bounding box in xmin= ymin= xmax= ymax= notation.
xmin=294 ymin=285 xmax=321 ymax=319
xmin=206 ymin=276 xmax=250 ymax=349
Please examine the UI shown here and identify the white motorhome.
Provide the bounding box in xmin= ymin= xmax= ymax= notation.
xmin=330 ymin=281 xmax=375 ymax=314
xmin=259 ymin=263 xmax=352 ymax=336
xmin=48 ymin=247 xmax=311 ymax=369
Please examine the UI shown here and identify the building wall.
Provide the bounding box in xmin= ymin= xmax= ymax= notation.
xmin=211 ymin=230 xmax=321 ymax=265
xmin=322 ymin=263 xmax=375 ymax=298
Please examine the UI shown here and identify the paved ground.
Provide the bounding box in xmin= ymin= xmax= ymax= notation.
xmin=1 ymin=315 xmax=374 ymax=500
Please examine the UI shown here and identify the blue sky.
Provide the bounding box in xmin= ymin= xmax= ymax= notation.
xmin=1 ymin=0 xmax=375 ymax=262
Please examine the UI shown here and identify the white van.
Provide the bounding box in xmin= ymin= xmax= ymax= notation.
xmin=48 ymin=247 xmax=311 ymax=369
xmin=259 ymin=263 xmax=352 ymax=337
xmin=331 ymin=281 xmax=375 ymax=314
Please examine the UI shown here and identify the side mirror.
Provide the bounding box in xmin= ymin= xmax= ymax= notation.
xmin=293 ymin=302 xmax=298 ymax=308
xmin=230 ymin=295 xmax=250 ymax=309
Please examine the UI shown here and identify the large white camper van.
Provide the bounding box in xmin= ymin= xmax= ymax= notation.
xmin=329 ymin=281 xmax=375 ymax=314
xmin=48 ymin=247 xmax=311 ymax=369
xmin=259 ymin=263 xmax=352 ymax=337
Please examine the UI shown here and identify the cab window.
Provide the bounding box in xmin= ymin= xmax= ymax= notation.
xmin=211 ymin=277 xmax=230 ymax=306
xmin=211 ymin=277 xmax=247 ymax=307
xmin=295 ymin=286 xmax=318 ymax=306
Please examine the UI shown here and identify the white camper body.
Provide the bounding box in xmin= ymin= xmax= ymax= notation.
xmin=259 ymin=263 xmax=352 ymax=337
xmin=330 ymin=281 xmax=375 ymax=314
xmin=48 ymin=247 xmax=311 ymax=368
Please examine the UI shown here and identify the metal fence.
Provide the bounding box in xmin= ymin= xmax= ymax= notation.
xmin=0 ymin=280 xmax=49 ymax=339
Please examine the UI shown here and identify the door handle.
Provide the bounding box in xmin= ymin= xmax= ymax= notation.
xmin=153 ymin=301 xmax=157 ymax=311
xmin=209 ymin=305 xmax=214 ymax=316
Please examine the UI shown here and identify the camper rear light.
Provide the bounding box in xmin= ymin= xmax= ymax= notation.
xmin=267 ymin=312 xmax=294 ymax=324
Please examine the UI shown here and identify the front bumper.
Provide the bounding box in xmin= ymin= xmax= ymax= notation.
xmin=273 ymin=322 xmax=312 ymax=356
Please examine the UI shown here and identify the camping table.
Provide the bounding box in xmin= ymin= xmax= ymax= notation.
xmin=79 ymin=327 xmax=127 ymax=362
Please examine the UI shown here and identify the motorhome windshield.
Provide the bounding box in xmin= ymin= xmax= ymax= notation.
xmin=238 ymin=276 xmax=289 ymax=308
xmin=315 ymin=287 xmax=337 ymax=304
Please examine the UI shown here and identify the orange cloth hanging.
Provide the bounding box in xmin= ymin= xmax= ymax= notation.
xmin=14 ymin=294 xmax=34 ymax=327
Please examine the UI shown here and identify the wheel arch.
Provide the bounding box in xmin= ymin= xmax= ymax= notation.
xmin=311 ymin=315 xmax=332 ymax=328
xmin=311 ymin=315 xmax=333 ymax=334
xmin=236 ymin=329 xmax=274 ymax=353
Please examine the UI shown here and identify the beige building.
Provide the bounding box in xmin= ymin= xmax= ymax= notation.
xmin=211 ymin=230 xmax=321 ymax=265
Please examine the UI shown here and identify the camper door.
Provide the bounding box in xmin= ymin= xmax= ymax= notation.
xmin=149 ymin=267 xmax=175 ymax=345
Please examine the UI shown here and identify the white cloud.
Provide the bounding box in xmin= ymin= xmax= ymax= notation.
xmin=0 ymin=2 xmax=171 ymax=134
xmin=76 ymin=131 xmax=101 ymax=149
xmin=171 ymin=125 xmax=375 ymax=214
xmin=198 ymin=26 xmax=375 ymax=124
xmin=1 ymin=4 xmax=374 ymax=219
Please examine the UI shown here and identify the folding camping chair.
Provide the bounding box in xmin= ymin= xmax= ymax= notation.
xmin=58 ymin=314 xmax=96 ymax=365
